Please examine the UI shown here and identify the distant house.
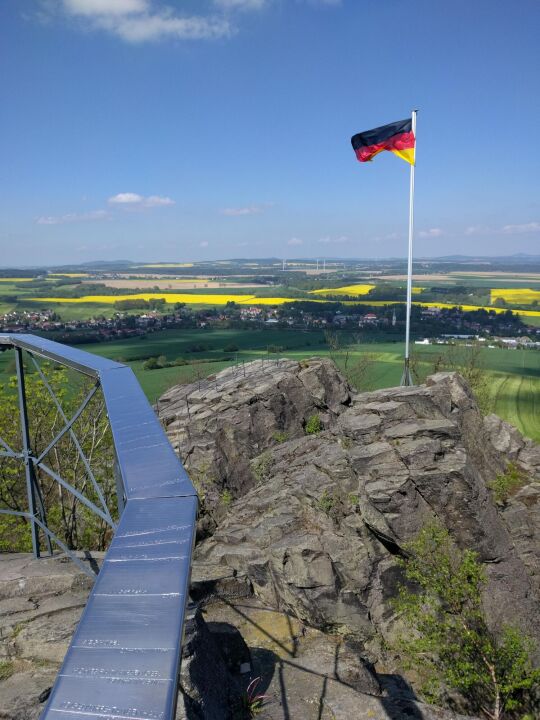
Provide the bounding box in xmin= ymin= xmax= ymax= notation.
xmin=240 ymin=306 xmax=263 ymax=321
xmin=358 ymin=313 xmax=378 ymax=327
xmin=421 ymin=307 xmax=441 ymax=317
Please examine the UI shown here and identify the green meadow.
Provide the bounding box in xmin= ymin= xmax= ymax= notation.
xmin=2 ymin=328 xmax=536 ymax=440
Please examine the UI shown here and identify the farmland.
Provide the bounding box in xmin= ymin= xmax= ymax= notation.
xmin=489 ymin=288 xmax=540 ymax=305
xmin=1 ymin=328 xmax=536 ymax=440
xmin=310 ymin=284 xmax=376 ymax=296
xmin=85 ymin=331 xmax=540 ymax=442
xmin=22 ymin=292 xmax=540 ymax=320
xmin=1 ymin=259 xmax=540 ymax=441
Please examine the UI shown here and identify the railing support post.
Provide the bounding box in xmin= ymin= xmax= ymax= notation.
xmin=15 ymin=347 xmax=41 ymax=558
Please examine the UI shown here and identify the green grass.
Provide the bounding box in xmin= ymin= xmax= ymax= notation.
xmin=16 ymin=301 xmax=122 ymax=320
xmin=80 ymin=328 xmax=329 ymax=361
xmin=1 ymin=328 xmax=538 ymax=441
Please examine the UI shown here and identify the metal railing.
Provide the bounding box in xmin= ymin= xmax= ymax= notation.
xmin=0 ymin=333 xmax=198 ymax=720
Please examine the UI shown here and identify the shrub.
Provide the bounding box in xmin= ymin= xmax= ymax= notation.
xmin=0 ymin=660 xmax=15 ymax=680
xmin=221 ymin=489 xmax=233 ymax=506
xmin=143 ymin=356 xmax=159 ymax=370
xmin=305 ymin=414 xmax=322 ymax=435
xmin=393 ymin=522 xmax=540 ymax=718
xmin=252 ymin=452 xmax=273 ymax=481
xmin=348 ymin=493 xmax=359 ymax=508
xmin=318 ymin=489 xmax=336 ymax=515
xmin=488 ymin=462 xmax=527 ymax=505
xmin=223 ymin=343 xmax=239 ymax=352
xmin=272 ymin=431 xmax=289 ymax=443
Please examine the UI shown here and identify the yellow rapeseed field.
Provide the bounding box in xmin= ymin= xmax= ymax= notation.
xmin=345 ymin=300 xmax=540 ymax=318
xmin=48 ymin=273 xmax=89 ymax=278
xmin=311 ymin=284 xmax=424 ymax=296
xmin=0 ymin=278 xmax=34 ymax=282
xmin=30 ymin=294 xmax=303 ymax=306
xmin=31 ymin=293 xmax=257 ymax=305
xmin=310 ymin=284 xmax=375 ymax=296
xmin=489 ymin=288 xmax=540 ymax=305
xmin=27 ymin=294 xmax=540 ymax=318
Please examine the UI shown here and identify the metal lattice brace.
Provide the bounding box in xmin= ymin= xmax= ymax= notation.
xmin=0 ymin=333 xmax=198 ymax=720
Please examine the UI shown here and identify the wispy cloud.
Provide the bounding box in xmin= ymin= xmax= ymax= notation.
xmin=501 ymin=222 xmax=540 ymax=234
xmin=465 ymin=222 xmax=539 ymax=236
xmin=419 ymin=227 xmax=443 ymax=239
xmin=288 ymin=237 xmax=303 ymax=246
xmin=108 ymin=192 xmax=175 ymax=207
xmin=60 ymin=0 xmax=232 ymax=43
xmin=36 ymin=209 xmax=109 ymax=225
xmin=464 ymin=225 xmax=489 ymax=236
xmin=318 ymin=235 xmax=349 ymax=244
xmin=371 ymin=232 xmax=400 ymax=243
xmin=221 ymin=204 xmax=265 ymax=216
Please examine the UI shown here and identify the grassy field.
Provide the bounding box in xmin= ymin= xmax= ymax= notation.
xmin=1 ymin=328 xmax=538 ymax=441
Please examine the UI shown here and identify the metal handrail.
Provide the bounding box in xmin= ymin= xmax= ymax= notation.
xmin=0 ymin=333 xmax=198 ymax=720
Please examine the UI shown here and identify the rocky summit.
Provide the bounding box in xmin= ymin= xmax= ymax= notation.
xmin=160 ymin=357 xmax=540 ymax=715
xmin=2 ymin=358 xmax=539 ymax=719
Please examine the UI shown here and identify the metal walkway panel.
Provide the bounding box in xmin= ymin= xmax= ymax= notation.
xmin=44 ymin=496 xmax=197 ymax=720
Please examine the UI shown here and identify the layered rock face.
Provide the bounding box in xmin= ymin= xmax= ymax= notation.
xmin=159 ymin=360 xmax=540 ymax=662
xmin=158 ymin=358 xmax=352 ymax=535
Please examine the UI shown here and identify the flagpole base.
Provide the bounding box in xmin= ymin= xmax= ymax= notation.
xmin=400 ymin=358 xmax=414 ymax=387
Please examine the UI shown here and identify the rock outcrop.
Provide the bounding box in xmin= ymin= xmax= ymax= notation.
xmin=159 ymin=359 xmax=540 ymax=700
xmin=158 ymin=358 xmax=352 ymax=535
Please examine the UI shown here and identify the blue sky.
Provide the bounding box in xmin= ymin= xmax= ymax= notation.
xmin=1 ymin=0 xmax=540 ymax=265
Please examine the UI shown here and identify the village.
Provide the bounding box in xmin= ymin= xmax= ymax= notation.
xmin=1 ymin=300 xmax=538 ymax=351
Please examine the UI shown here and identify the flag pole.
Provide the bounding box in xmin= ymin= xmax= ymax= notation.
xmin=401 ymin=108 xmax=417 ymax=387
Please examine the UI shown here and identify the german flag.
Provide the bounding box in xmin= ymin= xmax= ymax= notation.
xmin=351 ymin=118 xmax=415 ymax=165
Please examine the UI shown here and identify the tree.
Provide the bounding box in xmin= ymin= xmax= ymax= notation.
xmin=393 ymin=523 xmax=540 ymax=719
xmin=428 ymin=342 xmax=493 ymax=415
xmin=346 ymin=352 xmax=376 ymax=390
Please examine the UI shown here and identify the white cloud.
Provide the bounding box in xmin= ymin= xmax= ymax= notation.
xmin=108 ymin=192 xmax=175 ymax=207
xmin=108 ymin=192 xmax=143 ymax=204
xmin=318 ymin=235 xmax=349 ymax=244
xmin=199 ymin=240 xmax=209 ymax=248
xmin=464 ymin=222 xmax=540 ymax=237
xmin=288 ymin=237 xmax=303 ymax=246
xmin=36 ymin=209 xmax=109 ymax=225
xmin=501 ymin=222 xmax=540 ymax=235
xmin=221 ymin=205 xmax=264 ymax=216
xmin=419 ymin=228 xmax=443 ymax=239
xmin=145 ymin=195 xmax=175 ymax=207
xmin=61 ymin=0 xmax=231 ymax=43
xmin=63 ymin=0 xmax=148 ymax=16
xmin=464 ymin=225 xmax=488 ymax=236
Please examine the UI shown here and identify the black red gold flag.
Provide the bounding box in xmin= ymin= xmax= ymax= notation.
xmin=351 ymin=118 xmax=415 ymax=165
